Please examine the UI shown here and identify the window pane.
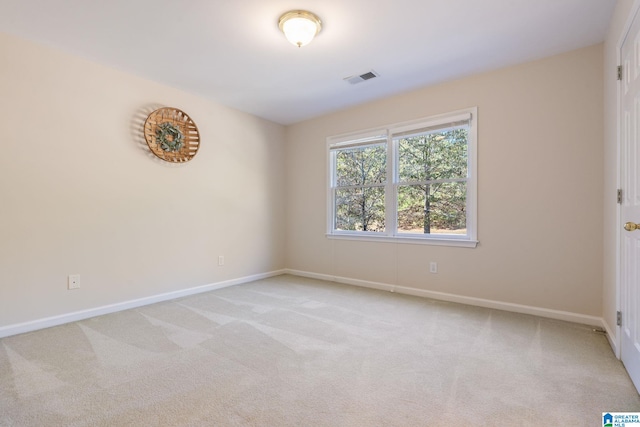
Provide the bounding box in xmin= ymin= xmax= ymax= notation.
xmin=397 ymin=182 xmax=466 ymax=235
xmin=335 ymin=144 xmax=386 ymax=187
xmin=397 ymin=128 xmax=468 ymax=182
xmin=335 ymin=187 xmax=385 ymax=232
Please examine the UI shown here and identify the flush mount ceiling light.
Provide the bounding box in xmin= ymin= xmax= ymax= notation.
xmin=278 ymin=10 xmax=322 ymax=47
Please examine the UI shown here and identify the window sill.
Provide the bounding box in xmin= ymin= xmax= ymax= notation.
xmin=326 ymin=233 xmax=479 ymax=248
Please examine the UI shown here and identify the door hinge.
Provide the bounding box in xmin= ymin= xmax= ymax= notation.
xmin=618 ymin=311 xmax=622 ymax=326
xmin=618 ymin=65 xmax=623 ymax=81
xmin=618 ymin=188 xmax=623 ymax=204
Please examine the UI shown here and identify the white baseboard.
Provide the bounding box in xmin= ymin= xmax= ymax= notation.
xmin=285 ymin=269 xmax=605 ymax=328
xmin=602 ymin=319 xmax=620 ymax=358
xmin=1 ymin=268 xmax=607 ymax=340
xmin=0 ymin=269 xmax=286 ymax=339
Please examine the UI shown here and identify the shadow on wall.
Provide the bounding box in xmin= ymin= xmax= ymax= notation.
xmin=130 ymin=103 xmax=194 ymax=168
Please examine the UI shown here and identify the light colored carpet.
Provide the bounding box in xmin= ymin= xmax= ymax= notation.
xmin=1 ymin=275 xmax=638 ymax=426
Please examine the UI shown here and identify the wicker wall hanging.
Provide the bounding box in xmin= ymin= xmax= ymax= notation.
xmin=144 ymin=107 xmax=200 ymax=162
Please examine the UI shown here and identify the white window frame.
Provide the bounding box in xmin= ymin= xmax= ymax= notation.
xmin=326 ymin=107 xmax=478 ymax=248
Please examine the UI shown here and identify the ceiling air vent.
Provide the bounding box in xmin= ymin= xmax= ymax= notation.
xmin=344 ymin=70 xmax=379 ymax=85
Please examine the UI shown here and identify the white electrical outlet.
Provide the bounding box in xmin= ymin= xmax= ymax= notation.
xmin=429 ymin=262 xmax=438 ymax=274
xmin=68 ymin=274 xmax=80 ymax=290
xmin=218 ymin=256 xmax=224 ymax=266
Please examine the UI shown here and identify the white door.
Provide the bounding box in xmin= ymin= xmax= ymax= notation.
xmin=620 ymin=5 xmax=640 ymax=393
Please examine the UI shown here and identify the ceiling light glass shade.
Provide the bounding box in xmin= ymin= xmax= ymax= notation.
xmin=278 ymin=10 xmax=322 ymax=47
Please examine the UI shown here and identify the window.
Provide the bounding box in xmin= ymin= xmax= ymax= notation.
xmin=327 ymin=108 xmax=477 ymax=247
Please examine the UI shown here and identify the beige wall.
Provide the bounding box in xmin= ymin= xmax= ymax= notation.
xmin=286 ymin=44 xmax=604 ymax=316
xmin=0 ymin=32 xmax=286 ymax=327
xmin=603 ymin=0 xmax=636 ymax=346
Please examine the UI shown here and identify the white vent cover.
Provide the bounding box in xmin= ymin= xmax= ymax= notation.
xmin=344 ymin=70 xmax=379 ymax=85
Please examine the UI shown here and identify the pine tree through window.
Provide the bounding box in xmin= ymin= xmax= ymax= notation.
xmin=328 ymin=108 xmax=478 ymax=247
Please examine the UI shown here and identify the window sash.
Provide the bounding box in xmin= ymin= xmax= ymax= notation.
xmin=332 ymin=186 xmax=386 ymax=233
xmin=330 ymin=141 xmax=387 ymax=189
xmin=395 ymin=181 xmax=468 ymax=236
xmin=393 ymin=122 xmax=470 ymax=184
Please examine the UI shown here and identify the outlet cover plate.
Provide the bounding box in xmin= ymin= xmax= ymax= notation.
xmin=68 ymin=274 xmax=80 ymax=290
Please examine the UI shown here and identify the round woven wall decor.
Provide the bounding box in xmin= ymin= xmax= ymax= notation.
xmin=144 ymin=107 xmax=200 ymax=163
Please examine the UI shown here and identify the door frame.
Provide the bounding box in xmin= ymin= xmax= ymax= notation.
xmin=616 ymin=0 xmax=640 ymax=360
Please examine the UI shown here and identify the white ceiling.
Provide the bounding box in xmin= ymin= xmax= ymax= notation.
xmin=0 ymin=0 xmax=615 ymax=125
